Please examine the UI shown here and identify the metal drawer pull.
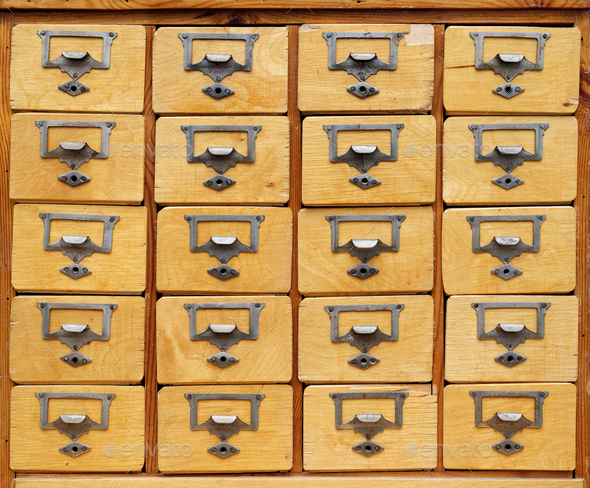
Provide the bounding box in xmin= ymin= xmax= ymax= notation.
xmin=179 ymin=33 xmax=259 ymax=99
xmin=40 ymin=212 xmax=119 ymax=280
xmin=470 ymin=31 xmax=550 ymax=99
xmin=469 ymin=123 xmax=548 ymax=190
xmin=326 ymin=214 xmax=405 ymax=279
xmin=323 ymin=31 xmax=404 ymax=99
xmin=35 ymin=120 xmax=116 ymax=187
xmin=472 ymin=301 xmax=549 ymax=367
xmin=325 ymin=304 xmax=403 ymax=368
xmin=38 ymin=30 xmax=118 ymax=96
xmin=467 ymin=214 xmax=545 ymax=280
xmin=330 ymin=391 xmax=407 ymax=456
xmin=38 ymin=302 xmax=117 ymax=367
xmin=185 ymin=393 xmax=264 ymax=458
xmin=184 ymin=302 xmax=264 ymax=367
xmin=181 ymin=125 xmax=261 ymax=191
xmin=470 ymin=390 xmax=547 ymax=455
xmin=36 ymin=392 xmax=115 ymax=457
xmin=324 ymin=124 xmax=404 ymax=190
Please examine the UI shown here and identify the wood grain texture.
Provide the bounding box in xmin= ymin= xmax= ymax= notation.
xmin=11 ymin=204 xmax=147 ymax=294
xmin=157 ymin=385 xmax=293 ymax=473
xmin=155 ymin=116 xmax=290 ymax=205
xmin=156 ymin=206 xmax=292 ymax=295
xmin=304 ymin=384 xmax=437 ymax=472
xmin=298 ymin=24 xmax=434 ymax=114
xmin=298 ymin=295 xmax=434 ymax=383
xmin=298 ymin=206 xmax=433 ymax=296
xmin=445 ymin=295 xmax=578 ymax=383
xmin=302 ymin=115 xmax=436 ymax=206
xmin=152 ymin=27 xmax=288 ymax=115
xmin=443 ymin=116 xmax=578 ymax=205
xmin=443 ymin=383 xmax=576 ymax=471
xmin=156 ymin=296 xmax=292 ymax=384
xmin=10 ymin=113 xmax=145 ymax=205
xmin=9 ymin=295 xmax=145 ymax=384
xmin=444 ymin=26 xmax=581 ymax=115
xmin=442 ymin=206 xmax=576 ymax=295
xmin=10 ymin=25 xmax=146 ymax=113
xmin=10 ymin=385 xmax=145 ymax=472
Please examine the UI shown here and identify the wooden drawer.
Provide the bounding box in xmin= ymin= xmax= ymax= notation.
xmin=445 ymin=295 xmax=578 ymax=383
xmin=155 ymin=116 xmax=289 ymax=205
xmin=443 ymin=116 xmax=578 ymax=205
xmin=12 ymin=204 xmax=147 ymax=294
xmin=302 ymin=116 xmax=436 ymax=206
xmin=443 ymin=383 xmax=576 ymax=470
xmin=303 ymin=384 xmax=437 ymax=471
xmin=153 ymin=27 xmax=288 ymax=115
xmin=444 ymin=27 xmax=580 ymax=115
xmin=10 ymin=385 xmax=145 ymax=472
xmin=157 ymin=296 xmax=292 ymax=384
xmin=157 ymin=206 xmax=292 ymax=294
xmin=157 ymin=385 xmax=293 ymax=473
xmin=11 ymin=25 xmax=146 ymax=113
xmin=299 ymin=296 xmax=433 ymax=383
xmin=442 ymin=206 xmax=575 ymax=295
xmin=10 ymin=113 xmax=145 ymax=205
xmin=298 ymin=207 xmax=433 ymax=296
xmin=298 ymin=24 xmax=434 ymax=114
xmin=9 ymin=295 xmax=145 ymax=384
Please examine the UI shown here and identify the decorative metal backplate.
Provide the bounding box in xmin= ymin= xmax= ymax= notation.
xmin=36 ymin=391 xmax=115 ymax=457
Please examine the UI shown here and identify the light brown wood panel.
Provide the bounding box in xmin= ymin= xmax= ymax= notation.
xmin=10 ymin=113 xmax=145 ymax=205
xmin=10 ymin=385 xmax=145 ymax=472
xmin=11 ymin=25 xmax=145 ymax=113
xmin=444 ymin=27 xmax=580 ymax=115
xmin=443 ymin=116 xmax=578 ymax=205
xmin=445 ymin=295 xmax=578 ymax=383
xmin=299 ymin=295 xmax=434 ymax=383
xmin=298 ymin=24 xmax=434 ymax=114
xmin=298 ymin=206 xmax=433 ymax=296
xmin=304 ymin=384 xmax=437 ymax=472
xmin=156 ymin=206 xmax=292 ymax=295
xmin=9 ymin=295 xmax=145 ymax=384
xmin=156 ymin=296 xmax=292 ymax=384
xmin=302 ymin=115 xmax=436 ymax=206
xmin=153 ymin=27 xmax=288 ymax=115
xmin=11 ymin=204 xmax=147 ymax=294
xmin=157 ymin=385 xmax=292 ymax=473
xmin=155 ymin=116 xmax=289 ymax=205
xmin=443 ymin=383 xmax=576 ymax=471
xmin=442 ymin=206 xmax=576 ymax=295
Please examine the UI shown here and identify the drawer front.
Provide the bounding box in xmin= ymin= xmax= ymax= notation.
xmin=443 ymin=116 xmax=578 ymax=205
xmin=445 ymin=295 xmax=578 ymax=383
xmin=9 ymin=295 xmax=145 ymax=384
xmin=10 ymin=113 xmax=145 ymax=204
xmin=10 ymin=385 xmax=145 ymax=472
xmin=304 ymin=384 xmax=437 ymax=471
xmin=12 ymin=204 xmax=147 ymax=294
xmin=298 ymin=207 xmax=433 ymax=296
xmin=444 ymin=27 xmax=580 ymax=115
xmin=11 ymin=25 xmax=146 ymax=113
xmin=299 ymin=296 xmax=433 ymax=383
xmin=157 ymin=296 xmax=292 ymax=384
xmin=302 ymin=116 xmax=436 ymax=206
xmin=442 ymin=206 xmax=575 ymax=295
xmin=157 ymin=206 xmax=292 ymax=294
xmin=157 ymin=385 xmax=293 ymax=473
xmin=153 ymin=27 xmax=288 ymax=114
xmin=298 ymin=24 xmax=434 ymax=114
xmin=155 ymin=116 xmax=290 ymax=205
xmin=443 ymin=383 xmax=576 ymax=470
